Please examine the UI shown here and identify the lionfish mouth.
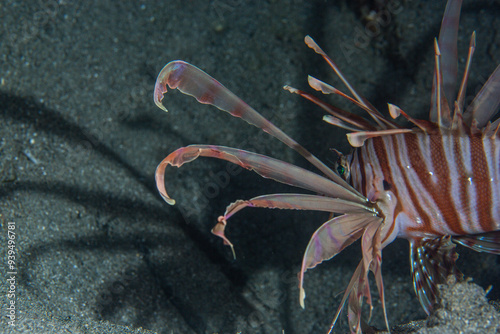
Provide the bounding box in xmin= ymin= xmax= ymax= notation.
xmin=153 ymin=0 xmax=500 ymax=332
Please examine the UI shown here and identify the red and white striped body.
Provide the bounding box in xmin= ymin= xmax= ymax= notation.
xmin=350 ymin=130 xmax=500 ymax=244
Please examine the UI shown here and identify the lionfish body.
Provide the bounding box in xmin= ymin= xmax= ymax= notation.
xmin=353 ymin=131 xmax=500 ymax=240
xmin=153 ymin=0 xmax=500 ymax=332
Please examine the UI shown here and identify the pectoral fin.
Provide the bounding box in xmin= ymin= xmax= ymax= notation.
xmin=409 ymin=236 xmax=463 ymax=314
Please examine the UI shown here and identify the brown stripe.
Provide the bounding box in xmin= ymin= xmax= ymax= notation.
xmin=408 ymin=132 xmax=464 ymax=234
xmin=405 ymin=133 xmax=437 ymax=232
xmin=370 ymin=136 xmax=410 ymax=241
xmin=371 ymin=137 xmax=395 ymax=199
xmin=392 ymin=133 xmax=434 ymax=234
xmin=355 ymin=148 xmax=367 ymax=198
xmin=452 ymin=135 xmax=473 ymax=230
xmin=431 ymin=133 xmax=465 ymax=234
xmin=470 ymin=135 xmax=493 ymax=231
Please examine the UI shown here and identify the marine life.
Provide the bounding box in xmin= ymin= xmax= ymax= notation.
xmin=153 ymin=0 xmax=500 ymax=332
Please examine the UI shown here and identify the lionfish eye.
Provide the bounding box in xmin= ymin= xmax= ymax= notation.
xmin=332 ymin=149 xmax=350 ymax=182
xmin=337 ymin=165 xmax=345 ymax=176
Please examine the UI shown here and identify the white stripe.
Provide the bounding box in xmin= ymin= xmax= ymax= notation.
xmin=484 ymin=137 xmax=500 ymax=228
xmin=465 ymin=136 xmax=483 ymax=231
xmin=390 ymin=135 xmax=431 ymax=229
xmin=442 ymin=133 xmax=469 ymax=227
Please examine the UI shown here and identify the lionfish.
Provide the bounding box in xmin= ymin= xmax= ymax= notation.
xmin=153 ymin=0 xmax=500 ymax=332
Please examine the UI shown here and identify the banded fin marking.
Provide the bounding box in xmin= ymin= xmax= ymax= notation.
xmin=453 ymin=231 xmax=500 ymax=254
xmin=410 ymin=236 xmax=462 ymax=314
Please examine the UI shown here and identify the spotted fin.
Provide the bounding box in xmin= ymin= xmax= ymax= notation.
xmin=409 ymin=236 xmax=463 ymax=314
